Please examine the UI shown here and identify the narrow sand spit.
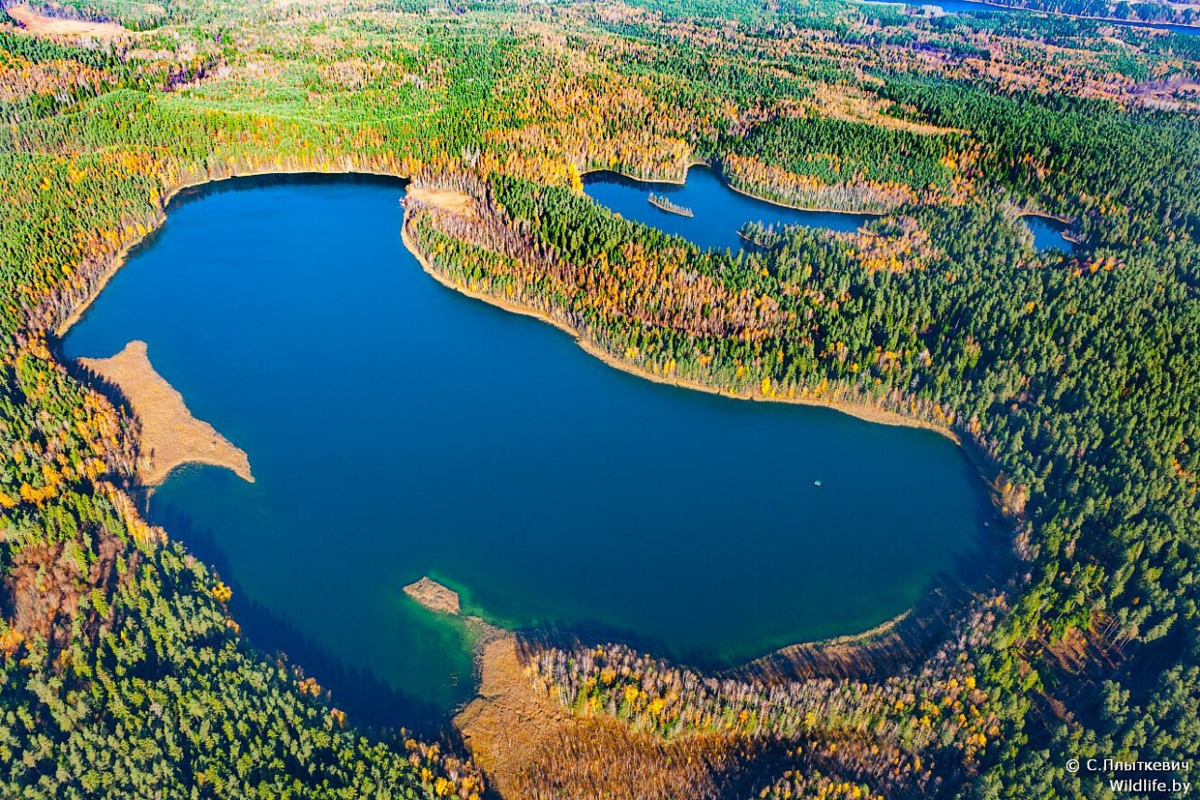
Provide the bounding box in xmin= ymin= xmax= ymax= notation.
xmin=78 ymin=341 xmax=253 ymax=486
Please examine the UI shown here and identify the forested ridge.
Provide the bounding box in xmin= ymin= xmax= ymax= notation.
xmin=1 ymin=0 xmax=1197 ymax=796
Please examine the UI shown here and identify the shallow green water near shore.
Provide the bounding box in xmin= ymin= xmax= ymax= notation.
xmin=63 ymin=174 xmax=993 ymax=728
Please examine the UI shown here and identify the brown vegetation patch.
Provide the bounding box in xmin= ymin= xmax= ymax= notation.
xmin=4 ymin=541 xmax=85 ymax=650
xmin=403 ymin=576 xmax=461 ymax=615
xmin=787 ymin=84 xmax=969 ymax=136
xmin=840 ymin=215 xmax=939 ymax=273
xmin=1034 ymin=614 xmax=1132 ymax=724
xmin=78 ymin=341 xmax=253 ymax=486
xmin=6 ymin=4 xmax=131 ymax=39
xmin=0 ymin=56 xmax=114 ymax=103
xmin=455 ymin=635 xmax=768 ymax=799
xmin=1131 ymin=74 xmax=1200 ymax=112
xmin=1043 ymin=615 xmax=1127 ymax=678
xmin=2 ymin=522 xmax=131 ymax=662
xmin=407 ymin=185 xmax=478 ymax=219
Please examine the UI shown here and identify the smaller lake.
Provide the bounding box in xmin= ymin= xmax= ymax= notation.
xmin=1024 ymin=215 xmax=1078 ymax=253
xmin=859 ymin=0 xmax=1200 ymax=37
xmin=583 ymin=165 xmax=872 ymax=252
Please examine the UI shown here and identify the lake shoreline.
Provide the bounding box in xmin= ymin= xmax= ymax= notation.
xmin=55 ymin=162 xmax=876 ymax=341
xmin=586 ymin=160 xmax=886 ymax=217
xmin=580 ymin=158 xmax=709 ymax=187
xmin=724 ymin=178 xmax=885 ymax=217
xmin=402 ymin=192 xmax=1013 ymax=684
xmin=1017 ymin=209 xmax=1073 ymax=225
xmin=859 ymin=0 xmax=1200 ymax=32
xmin=1018 ymin=209 xmax=1084 ymax=246
xmin=53 ymin=167 xmax=412 ymax=339
xmin=400 ymin=219 xmax=959 ymax=444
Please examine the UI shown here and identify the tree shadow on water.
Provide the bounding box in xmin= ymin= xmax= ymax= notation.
xmin=150 ymin=504 xmax=465 ymax=742
xmin=520 ymin=511 xmax=1014 ymax=688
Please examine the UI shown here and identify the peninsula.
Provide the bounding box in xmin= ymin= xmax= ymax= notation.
xmin=78 ymin=341 xmax=253 ymax=486
xmin=648 ymin=193 xmax=694 ymax=217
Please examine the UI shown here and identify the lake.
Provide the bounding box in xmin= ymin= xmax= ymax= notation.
xmin=1024 ymin=214 xmax=1078 ymax=253
xmin=583 ymin=165 xmax=873 ymax=251
xmin=62 ymin=174 xmax=993 ymax=730
xmin=860 ymin=0 xmax=1200 ymax=36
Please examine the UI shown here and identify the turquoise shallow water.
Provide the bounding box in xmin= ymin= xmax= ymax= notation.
xmin=62 ymin=174 xmax=993 ymax=729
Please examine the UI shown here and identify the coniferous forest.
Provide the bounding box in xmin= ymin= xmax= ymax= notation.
xmin=1 ymin=0 xmax=1198 ymax=797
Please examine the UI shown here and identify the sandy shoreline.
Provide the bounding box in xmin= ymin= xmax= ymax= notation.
xmin=403 ymin=576 xmax=462 ymax=615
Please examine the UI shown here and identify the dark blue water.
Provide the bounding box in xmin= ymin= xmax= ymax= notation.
xmin=583 ymin=165 xmax=872 ymax=252
xmin=1025 ymin=215 xmax=1077 ymax=253
xmin=861 ymin=0 xmax=1200 ymax=36
xmin=62 ymin=175 xmax=993 ymax=726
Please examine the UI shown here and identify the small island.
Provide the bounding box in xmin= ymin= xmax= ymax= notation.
xmin=403 ymin=576 xmax=509 ymax=665
xmin=647 ymin=193 xmax=694 ymax=218
xmin=403 ymin=576 xmax=462 ymax=615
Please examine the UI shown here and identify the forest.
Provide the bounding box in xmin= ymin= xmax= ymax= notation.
xmin=1 ymin=0 xmax=1197 ymax=796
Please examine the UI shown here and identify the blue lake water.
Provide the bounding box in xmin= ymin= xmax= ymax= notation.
xmin=860 ymin=0 xmax=1200 ymax=36
xmin=583 ymin=165 xmax=873 ymax=252
xmin=62 ymin=174 xmax=994 ymax=729
xmin=1024 ymin=215 xmax=1078 ymax=253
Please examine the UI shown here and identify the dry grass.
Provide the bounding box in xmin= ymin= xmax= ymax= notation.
xmin=783 ymin=83 xmax=969 ymax=137
xmin=403 ymin=576 xmax=461 ymax=615
xmin=406 ymin=186 xmax=478 ymax=219
xmin=455 ymin=636 xmax=761 ymax=800
xmin=6 ymin=4 xmax=131 ymax=39
xmin=78 ymin=341 xmax=253 ymax=486
xmin=454 ymin=635 xmax=563 ymax=792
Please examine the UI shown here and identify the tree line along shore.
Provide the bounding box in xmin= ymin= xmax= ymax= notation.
xmin=2 ymin=0 xmax=1198 ymax=797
